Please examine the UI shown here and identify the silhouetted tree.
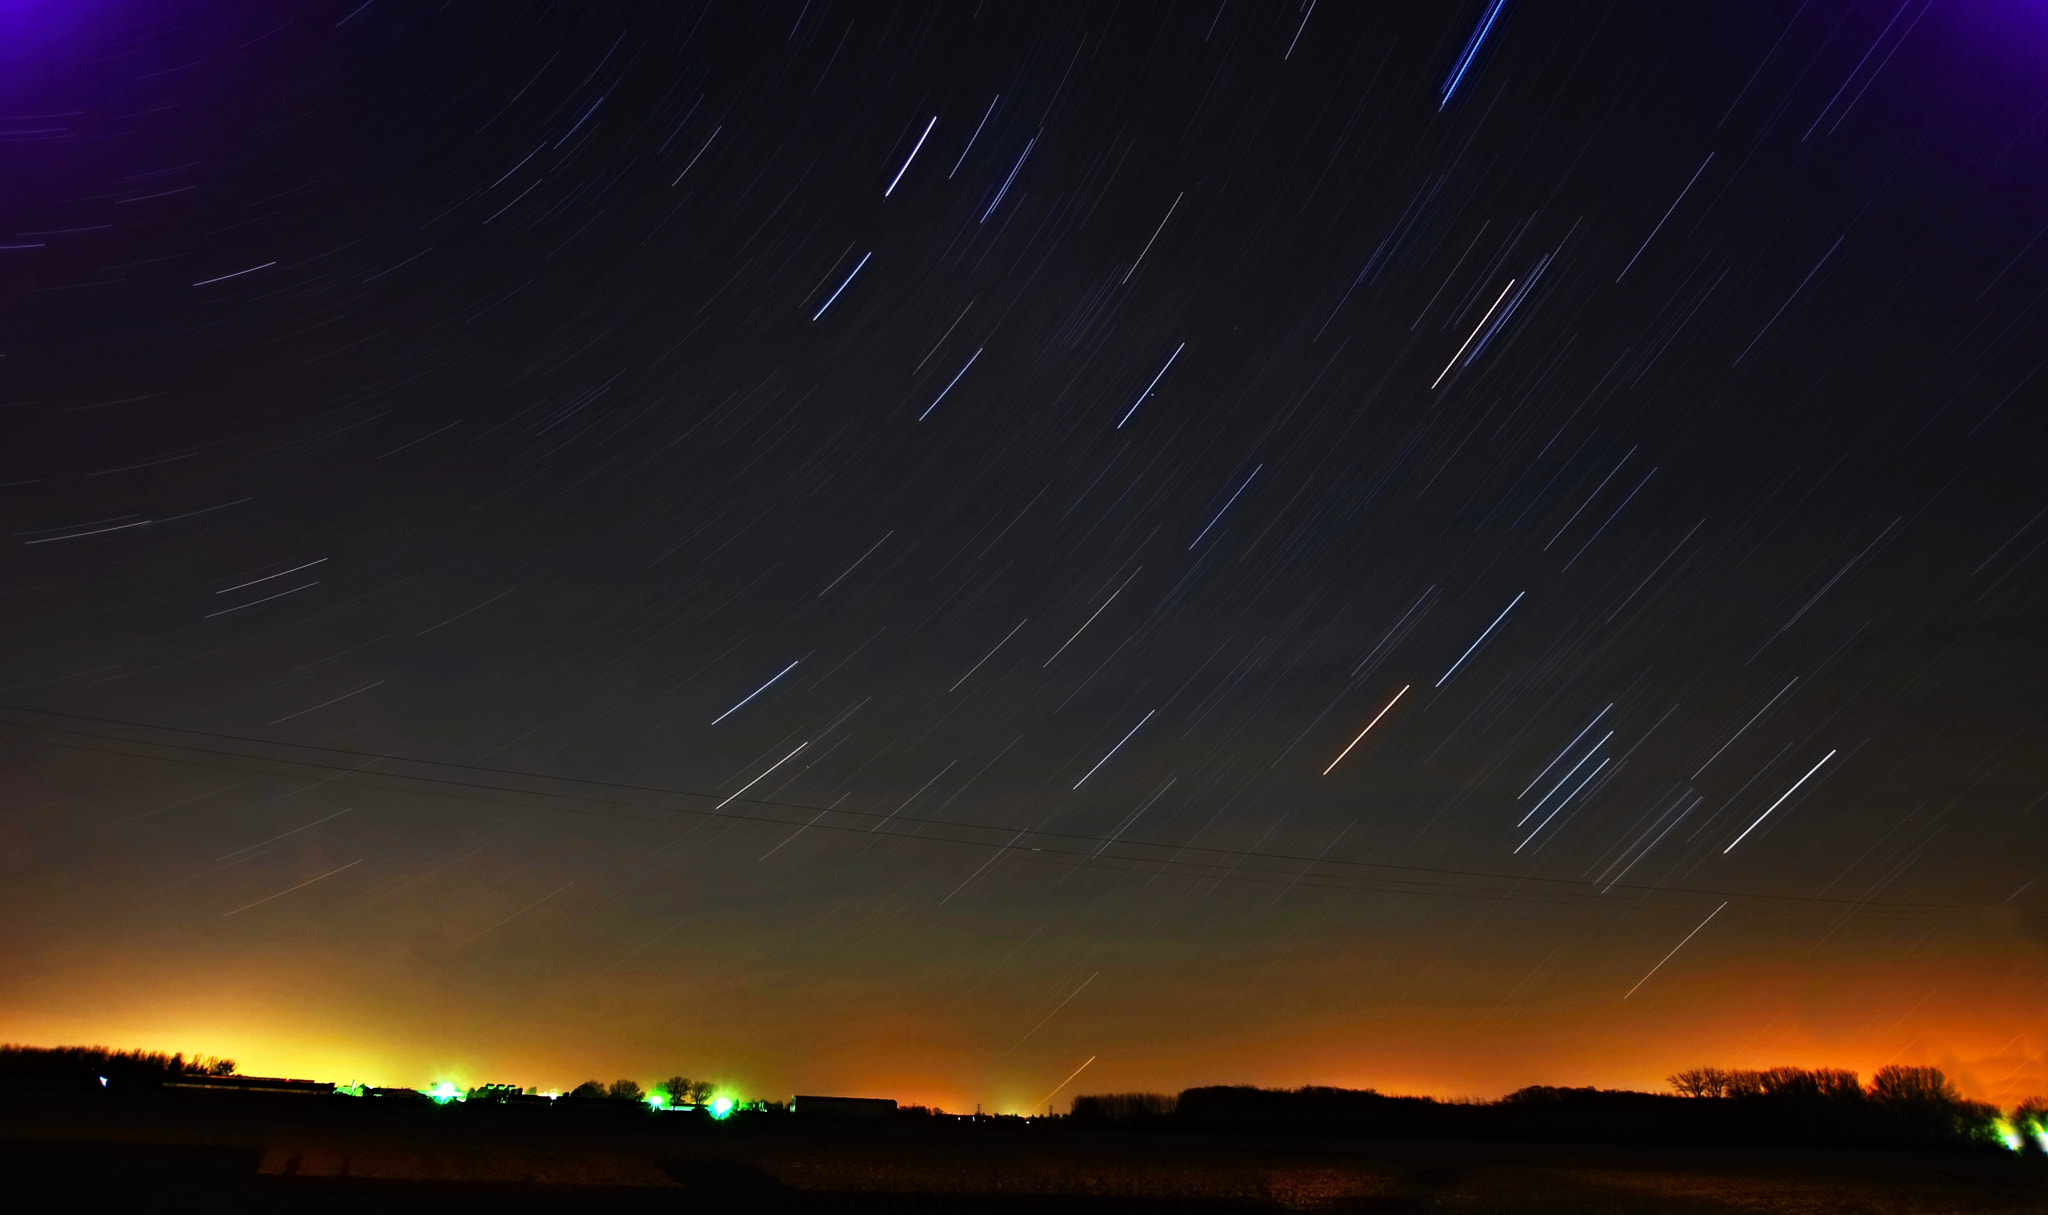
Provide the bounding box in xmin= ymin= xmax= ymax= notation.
xmin=2014 ymin=1096 xmax=2048 ymax=1154
xmin=607 ymin=1078 xmax=644 ymax=1103
xmin=1667 ymin=1067 xmax=1726 ymax=1098
xmin=658 ymin=1075 xmax=713 ymax=1105
xmin=1869 ymin=1065 xmax=1958 ymax=1106
xmin=568 ymin=1079 xmax=609 ymax=1100
xmin=1866 ymin=1065 xmax=2000 ymax=1145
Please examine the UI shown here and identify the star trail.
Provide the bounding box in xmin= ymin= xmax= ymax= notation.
xmin=1 ymin=0 xmax=2045 ymax=1113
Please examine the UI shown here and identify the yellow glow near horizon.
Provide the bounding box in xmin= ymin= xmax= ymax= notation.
xmin=5 ymin=925 xmax=2042 ymax=1113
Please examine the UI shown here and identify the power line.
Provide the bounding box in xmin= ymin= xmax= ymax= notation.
xmin=0 ymin=704 xmax=1988 ymax=921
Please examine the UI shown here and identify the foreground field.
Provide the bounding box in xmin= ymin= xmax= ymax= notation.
xmin=5 ymin=1091 xmax=2043 ymax=1212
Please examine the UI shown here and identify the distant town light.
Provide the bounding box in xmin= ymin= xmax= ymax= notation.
xmin=709 ymin=1095 xmax=735 ymax=1119
xmin=426 ymin=1080 xmax=462 ymax=1104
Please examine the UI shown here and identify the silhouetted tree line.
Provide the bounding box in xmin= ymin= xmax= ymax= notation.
xmin=0 ymin=1044 xmax=235 ymax=1091
xmin=1657 ymin=1065 xmax=2009 ymax=1145
xmin=1069 ymin=1066 xmax=2042 ymax=1151
xmin=1067 ymin=1092 xmax=1187 ymax=1123
xmin=560 ymin=1076 xmax=716 ymax=1105
xmin=568 ymin=1078 xmax=644 ymax=1102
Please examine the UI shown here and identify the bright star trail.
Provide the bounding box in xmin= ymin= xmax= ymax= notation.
xmin=1323 ymin=686 xmax=1409 ymax=777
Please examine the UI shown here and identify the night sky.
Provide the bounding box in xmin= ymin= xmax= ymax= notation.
xmin=4 ymin=1 xmax=2046 ymax=1112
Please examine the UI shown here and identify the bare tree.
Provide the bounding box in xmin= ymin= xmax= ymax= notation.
xmin=1667 ymin=1068 xmax=1722 ymax=1098
xmin=657 ymin=1076 xmax=716 ymax=1104
xmin=1869 ymin=1065 xmax=1959 ymax=1106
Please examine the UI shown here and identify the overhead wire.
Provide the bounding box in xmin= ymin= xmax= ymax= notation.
xmin=0 ymin=703 xmax=1997 ymax=923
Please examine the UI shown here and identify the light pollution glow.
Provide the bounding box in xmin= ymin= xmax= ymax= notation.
xmin=4 ymin=927 xmax=2040 ymax=1114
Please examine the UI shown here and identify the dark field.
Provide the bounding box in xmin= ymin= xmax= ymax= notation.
xmin=7 ymin=1090 xmax=2044 ymax=1212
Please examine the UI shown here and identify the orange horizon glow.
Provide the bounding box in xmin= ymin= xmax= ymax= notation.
xmin=8 ymin=944 xmax=2041 ymax=1114
xmin=7 ymin=753 xmax=2040 ymax=1119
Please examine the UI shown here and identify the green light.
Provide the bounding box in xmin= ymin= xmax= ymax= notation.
xmin=1993 ymin=1118 xmax=2022 ymax=1151
xmin=709 ymin=1095 xmax=735 ymax=1119
xmin=646 ymin=1091 xmax=668 ymax=1110
xmin=425 ymin=1081 xmax=462 ymax=1105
